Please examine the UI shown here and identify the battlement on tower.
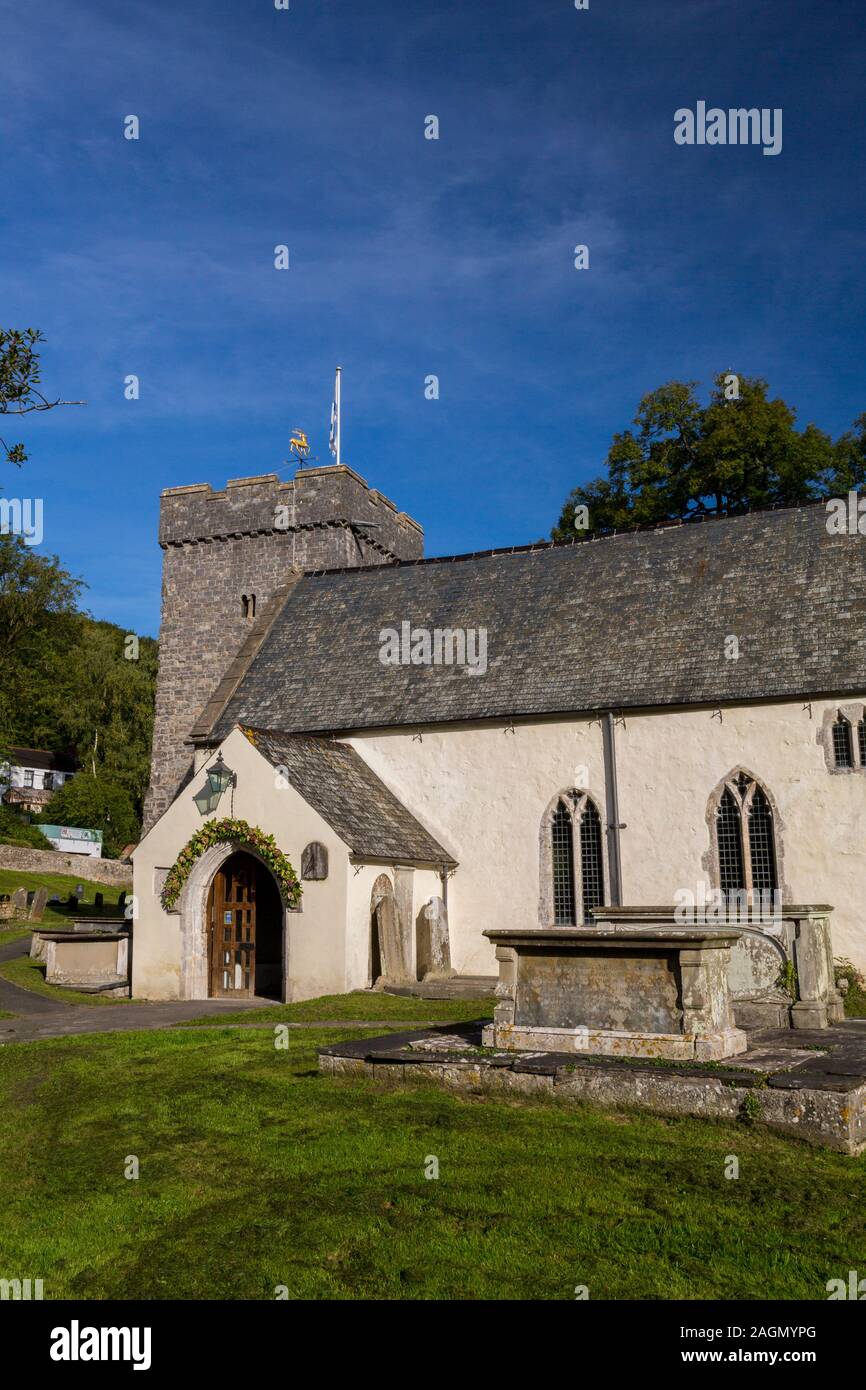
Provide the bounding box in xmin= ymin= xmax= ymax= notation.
xmin=158 ymin=465 xmax=423 ymax=562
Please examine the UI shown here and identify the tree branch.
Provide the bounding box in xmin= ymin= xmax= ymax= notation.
xmin=0 ymin=399 xmax=86 ymax=414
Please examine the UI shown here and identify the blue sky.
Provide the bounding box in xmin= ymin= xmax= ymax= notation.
xmin=2 ymin=0 xmax=864 ymax=635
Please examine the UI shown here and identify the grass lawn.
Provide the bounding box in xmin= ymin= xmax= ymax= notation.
xmin=179 ymin=991 xmax=496 ymax=1026
xmin=0 ymin=927 xmax=33 ymax=948
xmin=0 ymin=954 xmax=135 ymax=1008
xmin=0 ymin=869 xmax=130 ymax=928
xmin=0 ymin=1022 xmax=864 ymax=1300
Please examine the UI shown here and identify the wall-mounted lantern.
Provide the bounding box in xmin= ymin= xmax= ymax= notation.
xmin=207 ymin=754 xmax=236 ymax=798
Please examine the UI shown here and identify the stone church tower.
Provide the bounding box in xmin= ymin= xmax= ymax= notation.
xmin=143 ymin=465 xmax=423 ymax=831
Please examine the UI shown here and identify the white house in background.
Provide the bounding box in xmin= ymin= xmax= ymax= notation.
xmin=0 ymin=747 xmax=77 ymax=815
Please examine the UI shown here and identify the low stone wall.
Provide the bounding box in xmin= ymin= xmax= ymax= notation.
xmin=319 ymin=1051 xmax=866 ymax=1155
xmin=0 ymin=844 xmax=132 ymax=888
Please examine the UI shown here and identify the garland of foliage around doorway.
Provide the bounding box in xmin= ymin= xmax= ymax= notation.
xmin=160 ymin=817 xmax=303 ymax=911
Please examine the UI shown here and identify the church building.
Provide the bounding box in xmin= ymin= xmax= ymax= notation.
xmin=132 ymin=464 xmax=866 ymax=1001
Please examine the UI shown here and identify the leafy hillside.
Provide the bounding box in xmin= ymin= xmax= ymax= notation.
xmin=0 ymin=533 xmax=156 ymax=855
xmin=0 ymin=806 xmax=51 ymax=849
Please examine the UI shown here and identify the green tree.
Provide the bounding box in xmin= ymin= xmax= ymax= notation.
xmin=0 ymin=533 xmax=157 ymax=839
xmin=38 ymin=775 xmax=139 ymax=860
xmin=0 ymin=533 xmax=82 ymax=664
xmin=0 ymin=534 xmax=83 ymax=748
xmin=0 ymin=328 xmax=83 ymax=465
xmin=552 ymin=374 xmax=845 ymax=539
xmin=829 ymin=413 xmax=866 ymax=493
xmin=39 ymin=621 xmax=158 ymax=819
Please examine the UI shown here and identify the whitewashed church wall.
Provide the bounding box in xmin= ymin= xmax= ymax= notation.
xmin=347 ymin=719 xmax=607 ymax=976
xmin=615 ymin=697 xmax=866 ymax=970
xmin=348 ymin=696 xmax=866 ymax=975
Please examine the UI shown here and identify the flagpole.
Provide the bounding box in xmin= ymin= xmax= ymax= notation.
xmin=335 ymin=366 xmax=342 ymax=466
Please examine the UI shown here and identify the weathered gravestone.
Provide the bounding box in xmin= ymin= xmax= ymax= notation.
xmin=11 ymin=887 xmax=28 ymax=919
xmin=416 ymin=896 xmax=455 ymax=980
xmin=370 ymin=874 xmax=411 ymax=984
xmin=28 ymin=888 xmax=48 ymax=922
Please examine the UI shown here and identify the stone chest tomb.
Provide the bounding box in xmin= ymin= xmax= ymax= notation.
xmin=483 ymin=924 xmax=748 ymax=1060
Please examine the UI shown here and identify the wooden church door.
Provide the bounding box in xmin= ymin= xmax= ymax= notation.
xmin=208 ymin=854 xmax=257 ymax=998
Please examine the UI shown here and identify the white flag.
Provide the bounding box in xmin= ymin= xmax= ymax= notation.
xmin=329 ymin=367 xmax=341 ymax=463
xmin=329 ymin=399 xmax=338 ymax=457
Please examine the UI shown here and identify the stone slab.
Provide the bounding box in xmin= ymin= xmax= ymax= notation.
xmin=480 ymin=1021 xmax=748 ymax=1061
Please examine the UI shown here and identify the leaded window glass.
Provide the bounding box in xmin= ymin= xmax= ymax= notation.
xmin=748 ymin=786 xmax=778 ymax=893
xmin=833 ymin=715 xmax=854 ymax=769
xmin=552 ymin=801 xmax=576 ymax=925
xmin=717 ymin=788 xmax=745 ymax=896
xmin=579 ymin=800 xmax=604 ymax=919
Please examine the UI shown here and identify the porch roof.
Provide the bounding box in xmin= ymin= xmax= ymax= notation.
xmin=246 ymin=728 xmax=456 ymax=867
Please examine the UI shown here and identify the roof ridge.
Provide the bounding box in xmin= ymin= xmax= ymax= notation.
xmin=299 ymin=495 xmax=831 ymax=579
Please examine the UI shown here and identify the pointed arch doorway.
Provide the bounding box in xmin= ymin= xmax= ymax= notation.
xmin=206 ymin=850 xmax=284 ymax=999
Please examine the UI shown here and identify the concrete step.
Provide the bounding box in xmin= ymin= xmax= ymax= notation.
xmin=382 ymin=976 xmax=497 ymax=1000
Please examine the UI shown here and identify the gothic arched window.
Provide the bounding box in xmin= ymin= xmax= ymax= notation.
xmin=544 ymin=792 xmax=606 ymax=926
xmin=712 ymin=772 xmax=779 ymax=905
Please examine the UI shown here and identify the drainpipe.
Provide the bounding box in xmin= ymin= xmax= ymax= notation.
xmin=602 ymin=711 xmax=625 ymax=906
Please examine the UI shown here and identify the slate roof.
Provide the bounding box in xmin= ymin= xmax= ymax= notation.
xmin=206 ymin=503 xmax=866 ymax=738
xmin=4 ymin=747 xmax=77 ymax=773
xmin=248 ymin=729 xmax=455 ymax=865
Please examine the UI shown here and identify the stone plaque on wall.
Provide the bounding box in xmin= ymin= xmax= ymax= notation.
xmin=301 ymin=842 xmax=328 ymax=881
